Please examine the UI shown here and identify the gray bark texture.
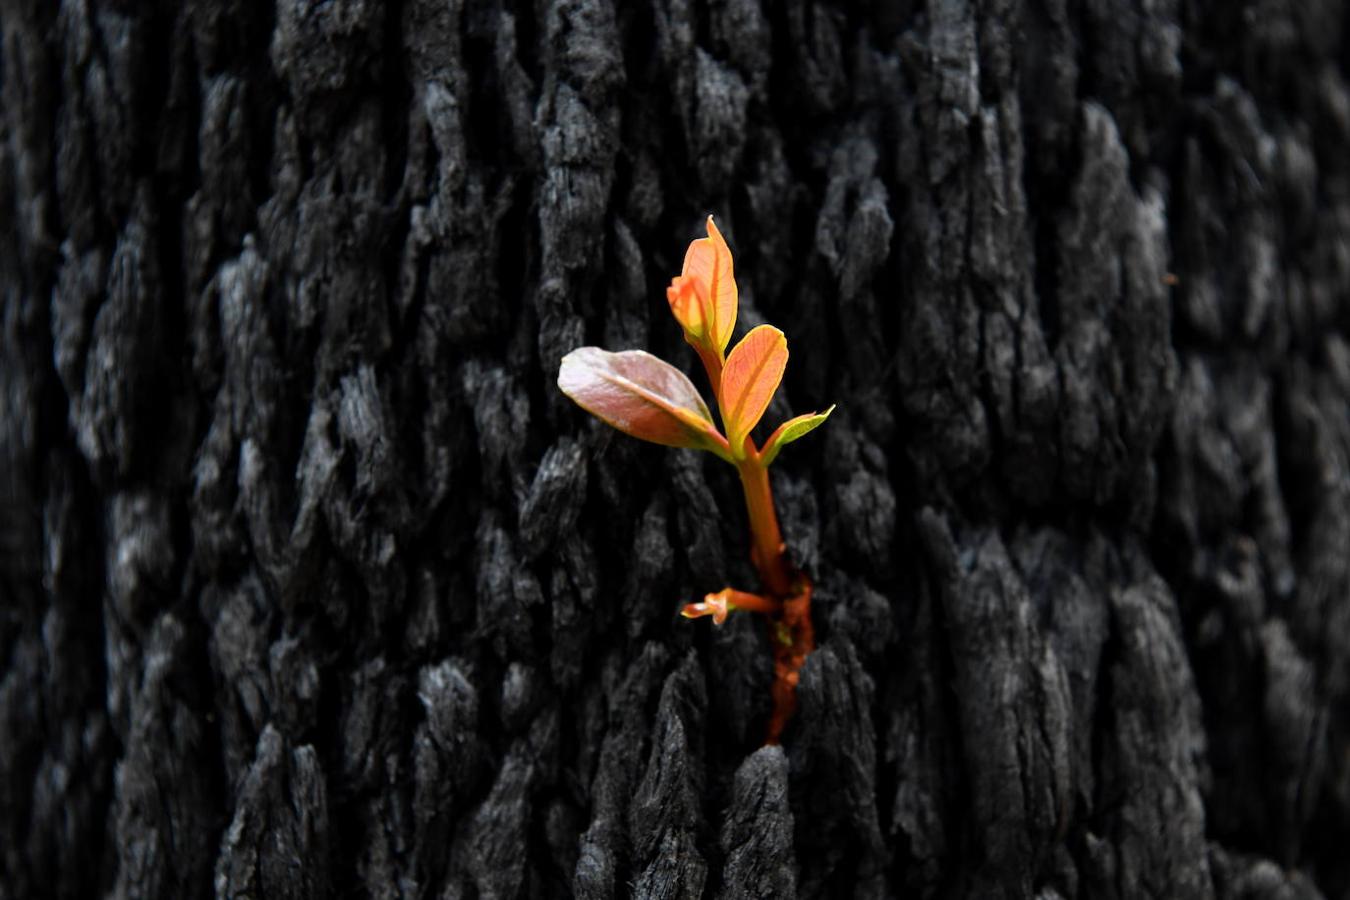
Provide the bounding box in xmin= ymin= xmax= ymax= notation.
xmin=1 ymin=0 xmax=1348 ymax=898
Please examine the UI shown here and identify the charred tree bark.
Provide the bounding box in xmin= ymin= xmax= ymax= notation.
xmin=2 ymin=1 xmax=1349 ymax=898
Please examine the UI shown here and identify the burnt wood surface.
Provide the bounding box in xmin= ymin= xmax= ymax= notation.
xmin=2 ymin=1 xmax=1350 ymax=898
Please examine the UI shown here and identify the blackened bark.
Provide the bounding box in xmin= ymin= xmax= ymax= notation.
xmin=2 ymin=1 xmax=1349 ymax=898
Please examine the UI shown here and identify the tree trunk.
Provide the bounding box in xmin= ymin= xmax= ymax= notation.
xmin=2 ymin=1 xmax=1348 ymax=897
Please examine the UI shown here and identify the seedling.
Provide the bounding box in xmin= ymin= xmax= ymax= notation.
xmin=558 ymin=216 xmax=832 ymax=743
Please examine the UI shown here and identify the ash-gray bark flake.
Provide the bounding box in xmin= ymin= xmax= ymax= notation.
xmin=108 ymin=613 xmax=217 ymax=900
xmin=535 ymin=0 xmax=622 ymax=378
xmin=550 ymin=534 xmax=602 ymax=689
xmin=520 ymin=436 xmax=589 ymax=560
xmin=74 ymin=195 xmax=164 ymax=481
xmin=195 ymin=74 xmax=257 ymax=251
xmin=215 ymin=726 xmax=330 ymax=899
xmin=783 ymin=0 xmax=848 ymax=116
xmin=1099 ymin=573 xmax=1213 ymax=899
xmin=323 ymin=366 xmax=411 ymax=616
xmin=1209 ymin=845 xmax=1325 ymax=900
xmin=337 ymin=657 xmax=405 ymax=790
xmin=1011 ymin=529 xmax=1112 ymax=810
xmin=204 ymin=573 xmax=274 ymax=788
xmin=708 ymin=613 xmax=774 ymax=748
xmin=623 ymin=492 xmax=677 ymax=639
xmin=691 ymin=49 xmax=750 ymax=197
xmin=574 ymin=643 xmax=673 ymax=900
xmin=629 ymin=657 xmax=709 ymax=900
xmin=789 ymin=640 xmax=887 ymax=898
xmin=271 ymin=0 xmax=383 ymax=130
xmin=455 ymin=749 xmax=537 ymax=900
xmin=462 ymin=359 xmax=533 ymax=504
xmin=917 ymin=511 xmax=1071 ymax=897
xmin=475 ymin=510 xmax=543 ymax=660
xmin=1258 ymin=620 xmax=1323 ymax=862
xmin=718 ymin=746 xmax=797 ymax=900
xmin=668 ymin=451 xmax=729 ymax=588
xmin=413 ymin=658 xmax=485 ymax=889
xmin=823 ymin=426 xmax=896 ymax=581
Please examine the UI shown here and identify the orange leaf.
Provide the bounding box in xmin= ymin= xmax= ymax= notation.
xmin=558 ymin=348 xmax=730 ymax=458
xmin=678 ymin=216 xmax=738 ymax=355
xmin=666 ymin=275 xmax=708 ymax=341
xmin=720 ymin=325 xmax=787 ymax=456
xmin=681 ymin=587 xmax=777 ymax=624
xmin=680 ymin=593 xmax=730 ymax=625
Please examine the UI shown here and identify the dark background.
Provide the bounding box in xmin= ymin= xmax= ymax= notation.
xmin=2 ymin=1 xmax=1349 ymax=897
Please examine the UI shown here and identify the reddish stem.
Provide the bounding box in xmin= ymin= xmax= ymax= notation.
xmin=693 ymin=346 xmax=724 ymax=409
xmin=766 ymin=582 xmax=815 ymax=744
xmin=720 ymin=588 xmax=777 ymax=615
xmin=736 ymin=459 xmax=792 ymax=597
xmin=736 ymin=454 xmax=815 ymax=744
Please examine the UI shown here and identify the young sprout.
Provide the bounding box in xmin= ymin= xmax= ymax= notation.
xmin=557 ymin=216 xmax=832 ymax=744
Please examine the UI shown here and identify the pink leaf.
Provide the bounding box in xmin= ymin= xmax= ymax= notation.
xmin=558 ymin=347 xmax=729 ymax=456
